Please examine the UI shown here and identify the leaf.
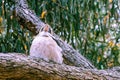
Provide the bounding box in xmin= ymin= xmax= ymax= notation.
xmin=107 ymin=59 xmax=114 ymax=67
xmin=1 ymin=44 xmax=5 ymax=52
xmin=103 ymin=15 xmax=109 ymax=25
xmin=0 ymin=17 xmax=3 ymax=24
xmin=97 ymin=56 xmax=101 ymax=63
xmin=109 ymin=0 xmax=112 ymax=3
xmin=0 ymin=27 xmax=4 ymax=34
xmin=10 ymin=15 xmax=13 ymax=20
xmin=24 ymin=44 xmax=27 ymax=51
xmin=108 ymin=40 xmax=115 ymax=47
xmin=40 ymin=11 xmax=47 ymax=19
xmin=52 ymin=0 xmax=57 ymax=3
xmin=117 ymin=43 xmax=120 ymax=47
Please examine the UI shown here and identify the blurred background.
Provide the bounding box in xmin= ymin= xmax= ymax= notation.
xmin=0 ymin=0 xmax=120 ymax=69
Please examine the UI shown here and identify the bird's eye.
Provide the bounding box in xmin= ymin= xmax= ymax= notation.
xmin=48 ymin=28 xmax=51 ymax=33
xmin=40 ymin=27 xmax=44 ymax=32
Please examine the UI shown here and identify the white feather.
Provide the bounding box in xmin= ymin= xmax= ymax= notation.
xmin=30 ymin=31 xmax=63 ymax=64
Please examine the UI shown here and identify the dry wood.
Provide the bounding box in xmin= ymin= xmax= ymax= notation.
xmin=0 ymin=53 xmax=120 ymax=80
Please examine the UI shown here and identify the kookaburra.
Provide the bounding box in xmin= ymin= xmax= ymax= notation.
xmin=30 ymin=25 xmax=63 ymax=64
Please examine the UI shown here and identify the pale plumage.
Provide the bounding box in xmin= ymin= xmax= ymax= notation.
xmin=30 ymin=25 xmax=63 ymax=64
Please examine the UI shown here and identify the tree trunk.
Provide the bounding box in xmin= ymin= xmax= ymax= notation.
xmin=13 ymin=0 xmax=95 ymax=69
xmin=0 ymin=53 xmax=120 ymax=80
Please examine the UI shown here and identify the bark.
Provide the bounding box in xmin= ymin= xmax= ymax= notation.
xmin=13 ymin=0 xmax=95 ymax=69
xmin=0 ymin=53 xmax=120 ymax=80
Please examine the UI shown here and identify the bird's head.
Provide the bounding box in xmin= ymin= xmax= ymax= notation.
xmin=38 ymin=24 xmax=53 ymax=37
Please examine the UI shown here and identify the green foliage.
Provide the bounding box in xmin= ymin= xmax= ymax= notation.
xmin=0 ymin=0 xmax=32 ymax=54
xmin=0 ymin=0 xmax=120 ymax=69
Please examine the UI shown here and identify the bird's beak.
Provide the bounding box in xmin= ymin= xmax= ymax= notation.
xmin=44 ymin=25 xmax=49 ymax=32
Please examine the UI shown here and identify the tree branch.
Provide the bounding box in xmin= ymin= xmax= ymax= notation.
xmin=13 ymin=0 xmax=95 ymax=69
xmin=0 ymin=53 xmax=120 ymax=80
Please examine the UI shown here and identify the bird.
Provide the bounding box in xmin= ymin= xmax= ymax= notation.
xmin=29 ymin=24 xmax=63 ymax=64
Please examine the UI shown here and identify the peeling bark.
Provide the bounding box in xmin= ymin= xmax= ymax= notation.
xmin=13 ymin=0 xmax=95 ymax=69
xmin=0 ymin=53 xmax=120 ymax=80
